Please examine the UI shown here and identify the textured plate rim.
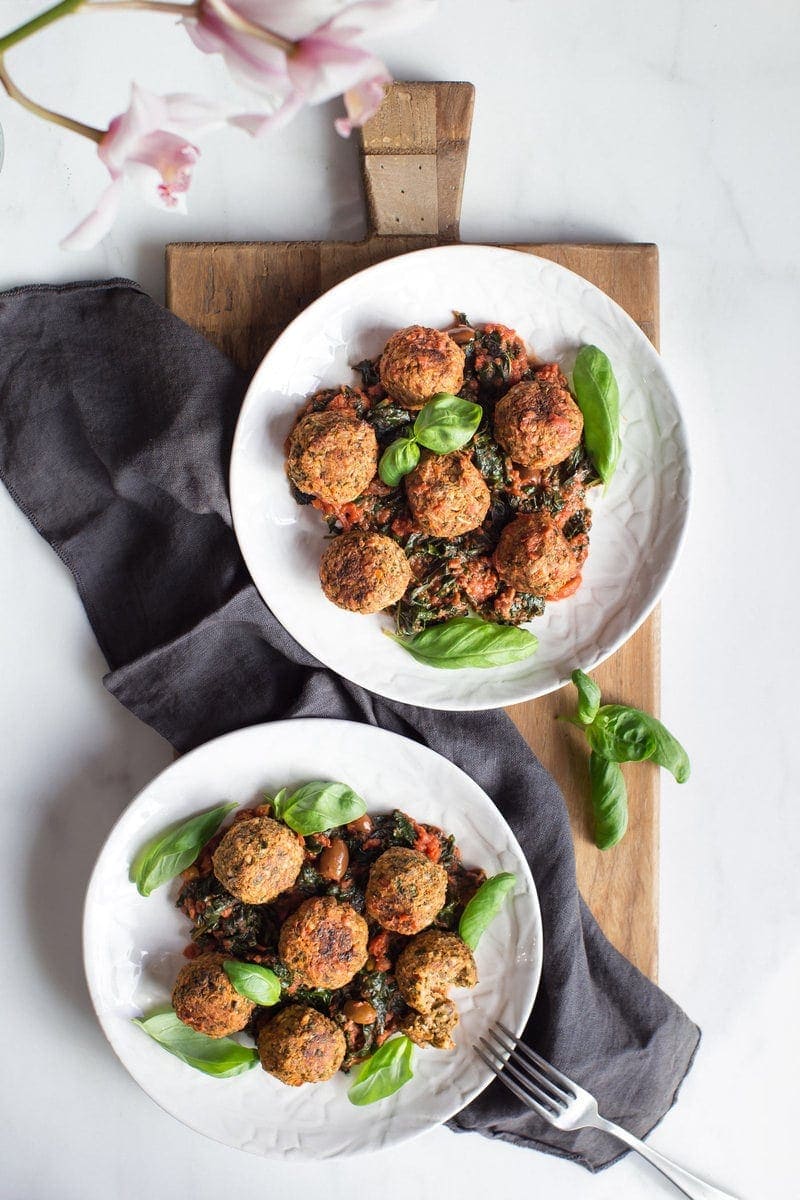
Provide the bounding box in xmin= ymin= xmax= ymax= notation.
xmin=82 ymin=718 xmax=542 ymax=1159
xmin=230 ymin=244 xmax=692 ymax=709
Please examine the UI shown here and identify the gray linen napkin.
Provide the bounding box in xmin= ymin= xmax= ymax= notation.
xmin=0 ymin=279 xmax=700 ymax=1169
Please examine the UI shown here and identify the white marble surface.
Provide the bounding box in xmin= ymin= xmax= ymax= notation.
xmin=0 ymin=2 xmax=798 ymax=1197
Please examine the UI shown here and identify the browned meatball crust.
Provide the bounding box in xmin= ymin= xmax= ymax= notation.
xmin=365 ymin=847 xmax=448 ymax=935
xmin=493 ymin=378 xmax=583 ymax=469
xmin=395 ymin=929 xmax=477 ymax=1014
xmin=379 ymin=325 xmax=466 ymax=410
xmin=257 ymin=1005 xmax=346 ymax=1086
xmin=319 ymin=530 xmax=412 ymax=614
xmin=493 ymin=512 xmax=579 ymax=597
xmin=171 ymin=953 xmax=255 ymax=1038
xmin=286 ymin=410 xmax=377 ymax=505
xmin=278 ymin=896 xmax=369 ymax=989
xmin=212 ymin=816 xmax=304 ymax=904
xmin=400 ymin=999 xmax=460 ymax=1050
xmin=405 ymin=451 xmax=490 ymax=538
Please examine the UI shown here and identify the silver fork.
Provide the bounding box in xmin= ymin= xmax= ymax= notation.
xmin=477 ymin=1022 xmax=738 ymax=1200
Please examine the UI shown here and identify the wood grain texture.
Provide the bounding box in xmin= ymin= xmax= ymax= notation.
xmin=165 ymin=83 xmax=661 ymax=982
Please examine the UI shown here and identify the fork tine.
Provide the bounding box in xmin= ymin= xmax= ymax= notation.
xmin=474 ymin=1045 xmax=553 ymax=1123
xmin=495 ymin=1021 xmax=577 ymax=1097
xmin=480 ymin=1038 xmax=562 ymax=1113
xmin=478 ymin=1037 xmax=561 ymax=1113
xmin=487 ymin=1026 xmax=572 ymax=1104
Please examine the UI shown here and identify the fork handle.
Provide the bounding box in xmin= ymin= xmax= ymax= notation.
xmin=592 ymin=1116 xmax=739 ymax=1200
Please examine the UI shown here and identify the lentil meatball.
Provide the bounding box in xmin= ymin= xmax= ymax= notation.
xmin=400 ymin=999 xmax=460 ymax=1050
xmin=395 ymin=929 xmax=477 ymax=1014
xmin=278 ymin=896 xmax=369 ymax=989
xmin=286 ymin=410 xmax=378 ymax=504
xmin=365 ymin=847 xmax=448 ymax=935
xmin=379 ymin=325 xmax=465 ymax=410
xmin=257 ymin=1005 xmax=346 ymax=1086
xmin=493 ymin=512 xmax=579 ymax=598
xmin=171 ymin=953 xmax=255 ymax=1038
xmin=319 ymin=530 xmax=411 ymax=614
xmin=405 ymin=451 xmax=490 ymax=538
xmin=472 ymin=323 xmax=529 ymax=390
xmin=493 ymin=378 xmax=583 ymax=469
xmin=212 ymin=816 xmax=304 ymax=905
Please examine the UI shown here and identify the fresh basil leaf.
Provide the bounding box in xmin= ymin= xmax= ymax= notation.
xmin=223 ymin=960 xmax=282 ymax=1007
xmin=458 ymin=872 xmax=516 ymax=950
xmin=270 ymin=787 xmax=288 ymax=820
xmin=279 ymin=781 xmax=366 ymax=835
xmin=413 ymin=393 xmax=483 ymax=455
xmin=133 ymin=1009 xmax=258 ymax=1078
xmin=388 ymin=616 xmax=538 ymax=670
xmin=589 ymin=753 xmax=628 ymax=850
xmin=571 ymin=346 xmax=621 ymax=485
xmin=587 ymin=705 xmax=690 ymax=782
xmin=571 ymin=668 xmax=601 ymax=724
xmin=586 ymin=706 xmax=657 ymax=763
xmin=348 ymin=1034 xmax=414 ymax=1106
xmin=378 ymin=436 xmax=420 ymax=486
xmin=129 ymin=801 xmax=237 ymax=897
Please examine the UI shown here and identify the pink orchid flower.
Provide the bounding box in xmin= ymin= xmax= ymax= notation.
xmin=185 ymin=0 xmax=433 ymax=137
xmin=62 ymin=86 xmax=226 ymax=251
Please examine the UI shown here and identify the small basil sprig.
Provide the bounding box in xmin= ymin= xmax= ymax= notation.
xmin=388 ymin=616 xmax=537 ymax=670
xmin=571 ymin=346 xmax=621 ymax=486
xmin=348 ymin=1034 xmax=414 ymax=1106
xmin=133 ymin=1009 xmax=258 ymax=1078
xmin=565 ymin=669 xmax=690 ymax=849
xmin=378 ymin=393 xmax=482 ymax=486
xmin=273 ymin=780 xmax=366 ymax=835
xmin=458 ymin=872 xmax=516 ymax=950
xmin=130 ymin=801 xmax=237 ymax=897
xmin=223 ymin=960 xmax=282 ymax=1007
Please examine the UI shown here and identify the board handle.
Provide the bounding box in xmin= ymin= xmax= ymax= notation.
xmin=358 ymin=81 xmax=474 ymax=240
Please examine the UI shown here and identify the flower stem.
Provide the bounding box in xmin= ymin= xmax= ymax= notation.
xmin=203 ymin=0 xmax=295 ymax=54
xmin=0 ymin=59 xmax=103 ymax=142
xmin=86 ymin=1 xmax=198 ymax=13
xmin=0 ymin=0 xmax=84 ymax=55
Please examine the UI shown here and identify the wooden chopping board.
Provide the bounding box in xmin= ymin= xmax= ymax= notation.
xmin=166 ymin=82 xmax=660 ymax=982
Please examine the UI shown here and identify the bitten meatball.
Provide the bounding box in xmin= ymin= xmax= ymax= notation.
xmin=257 ymin=1005 xmax=346 ymax=1086
xmin=212 ymin=816 xmax=304 ymax=904
xmin=278 ymin=896 xmax=369 ymax=989
xmin=171 ymin=953 xmax=255 ymax=1038
xmin=319 ymin=530 xmax=412 ymax=614
xmin=365 ymin=847 xmax=448 ymax=935
xmin=493 ymin=512 xmax=579 ymax=597
xmin=379 ymin=325 xmax=465 ymax=410
xmin=395 ymin=929 xmax=477 ymax=1014
xmin=493 ymin=378 xmax=583 ymax=468
xmin=286 ymin=410 xmax=378 ymax=504
xmin=405 ymin=452 xmax=490 ymax=538
xmin=400 ymin=999 xmax=460 ymax=1050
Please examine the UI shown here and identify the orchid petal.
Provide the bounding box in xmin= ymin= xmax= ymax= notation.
xmin=334 ymin=75 xmax=389 ymax=136
xmin=60 ymin=177 xmax=125 ymax=251
xmin=228 ymin=90 xmax=304 ymax=136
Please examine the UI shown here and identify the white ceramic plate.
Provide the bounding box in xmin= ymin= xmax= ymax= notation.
xmin=230 ymin=244 xmax=690 ymax=710
xmin=83 ymin=719 xmax=541 ymax=1159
